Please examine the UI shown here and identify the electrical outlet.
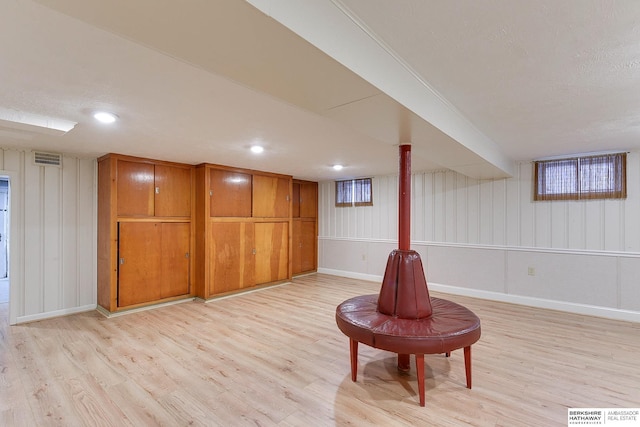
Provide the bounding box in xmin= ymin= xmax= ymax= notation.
xmin=528 ymin=267 xmax=535 ymax=276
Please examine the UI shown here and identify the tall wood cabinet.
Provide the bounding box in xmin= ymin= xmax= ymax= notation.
xmin=195 ymin=164 xmax=292 ymax=299
xmin=98 ymin=154 xmax=318 ymax=310
xmin=98 ymin=154 xmax=194 ymax=312
xmin=292 ymin=180 xmax=318 ymax=275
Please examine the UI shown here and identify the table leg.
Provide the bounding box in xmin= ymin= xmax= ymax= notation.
xmin=415 ymin=354 xmax=425 ymax=406
xmin=350 ymin=339 xmax=358 ymax=382
xmin=397 ymin=353 xmax=410 ymax=371
xmin=464 ymin=346 xmax=472 ymax=389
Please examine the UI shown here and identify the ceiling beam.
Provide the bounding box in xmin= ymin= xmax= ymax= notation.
xmin=247 ymin=0 xmax=515 ymax=178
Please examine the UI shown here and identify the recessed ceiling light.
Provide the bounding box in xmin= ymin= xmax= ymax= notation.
xmin=333 ymin=164 xmax=344 ymax=171
xmin=93 ymin=111 xmax=118 ymax=124
xmin=251 ymin=145 xmax=264 ymax=154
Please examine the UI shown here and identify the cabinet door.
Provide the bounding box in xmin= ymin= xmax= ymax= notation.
xmin=118 ymin=222 xmax=162 ymax=307
xmin=117 ymin=161 xmax=154 ymax=216
xmin=299 ymin=220 xmax=317 ymax=272
xmin=292 ymin=220 xmax=302 ymax=273
xmin=160 ymin=222 xmax=190 ymax=298
xmin=292 ymin=183 xmax=301 ymax=218
xmin=155 ymin=165 xmax=192 ymax=217
xmin=300 ymin=182 xmax=318 ymax=218
xmin=254 ymin=222 xmax=288 ymax=284
xmin=292 ymin=220 xmax=316 ymax=274
xmin=209 ymin=222 xmax=254 ymax=294
xmin=252 ymin=175 xmax=290 ymax=218
xmin=210 ymin=170 xmax=252 ymax=217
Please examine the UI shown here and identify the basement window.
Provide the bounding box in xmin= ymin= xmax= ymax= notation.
xmin=335 ymin=178 xmax=373 ymax=207
xmin=534 ymin=152 xmax=626 ymax=201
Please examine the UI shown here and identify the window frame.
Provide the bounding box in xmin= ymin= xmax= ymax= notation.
xmin=533 ymin=152 xmax=627 ymax=201
xmin=335 ymin=178 xmax=373 ymax=207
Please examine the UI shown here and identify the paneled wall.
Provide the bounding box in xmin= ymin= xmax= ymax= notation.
xmin=319 ymin=151 xmax=640 ymax=321
xmin=1 ymin=148 xmax=96 ymax=324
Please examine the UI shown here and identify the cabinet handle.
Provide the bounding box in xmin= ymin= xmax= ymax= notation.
xmin=155 ymin=187 xmax=160 ymax=194
xmin=209 ymin=190 xmax=213 ymax=196
xmin=185 ymin=252 xmax=190 ymax=259
xmin=286 ymin=195 xmax=290 ymax=201
xmin=119 ymin=258 xmax=125 ymax=265
xmin=252 ymin=248 xmax=256 ymax=255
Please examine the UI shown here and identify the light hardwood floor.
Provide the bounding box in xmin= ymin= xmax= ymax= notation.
xmin=1 ymin=274 xmax=639 ymax=426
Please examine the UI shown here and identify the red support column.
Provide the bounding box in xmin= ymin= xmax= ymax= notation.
xmin=398 ymin=144 xmax=411 ymax=251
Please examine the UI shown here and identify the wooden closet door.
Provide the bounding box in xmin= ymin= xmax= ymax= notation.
xmin=118 ymin=222 xmax=162 ymax=307
xmin=300 ymin=182 xmax=318 ymax=218
xmin=292 ymin=220 xmax=302 ymax=274
xmin=117 ymin=161 xmax=154 ymax=216
xmin=252 ymin=175 xmax=289 ymax=218
xmin=209 ymin=222 xmax=254 ymax=294
xmin=299 ymin=220 xmax=317 ymax=272
xmin=254 ymin=222 xmax=288 ymax=284
xmin=155 ymin=165 xmax=192 ymax=217
xmin=210 ymin=170 xmax=252 ymax=217
xmin=291 ymin=220 xmax=318 ymax=274
xmin=160 ymin=222 xmax=190 ymax=298
xmin=292 ymin=220 xmax=316 ymax=274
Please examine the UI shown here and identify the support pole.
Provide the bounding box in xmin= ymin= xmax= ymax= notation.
xmin=398 ymin=144 xmax=411 ymax=251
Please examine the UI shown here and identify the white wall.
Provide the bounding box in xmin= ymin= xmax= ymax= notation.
xmin=1 ymin=148 xmax=96 ymax=324
xmin=318 ymin=151 xmax=640 ymax=322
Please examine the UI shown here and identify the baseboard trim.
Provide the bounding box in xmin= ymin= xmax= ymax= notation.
xmin=202 ymin=281 xmax=292 ymax=303
xmin=96 ymin=297 xmax=196 ymax=318
xmin=317 ymin=268 xmax=381 ymax=283
xmin=16 ymin=304 xmax=97 ymax=324
xmin=317 ymin=268 xmax=640 ymax=323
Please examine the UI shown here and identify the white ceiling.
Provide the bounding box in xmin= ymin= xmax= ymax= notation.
xmin=2 ymin=0 xmax=640 ymax=181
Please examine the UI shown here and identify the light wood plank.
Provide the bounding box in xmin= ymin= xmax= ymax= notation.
xmin=1 ymin=274 xmax=639 ymax=426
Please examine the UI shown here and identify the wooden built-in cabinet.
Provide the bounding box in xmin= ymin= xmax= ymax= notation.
xmin=98 ymin=154 xmax=318 ymax=310
xmin=195 ymin=164 xmax=292 ymax=299
xmin=292 ymin=180 xmax=318 ymax=275
xmin=98 ymin=154 xmax=195 ymax=312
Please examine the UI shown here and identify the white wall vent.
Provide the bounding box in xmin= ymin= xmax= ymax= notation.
xmin=33 ymin=151 xmax=62 ymax=167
